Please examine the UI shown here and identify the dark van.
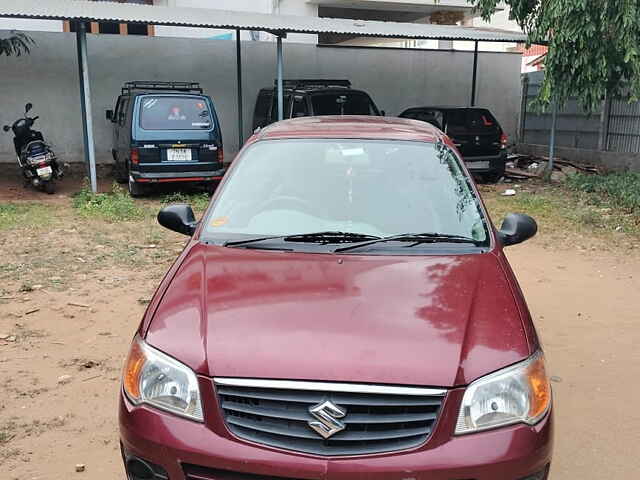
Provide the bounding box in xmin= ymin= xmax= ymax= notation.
xmin=106 ymin=81 xmax=225 ymax=196
xmin=253 ymin=79 xmax=382 ymax=130
xmin=399 ymin=107 xmax=508 ymax=182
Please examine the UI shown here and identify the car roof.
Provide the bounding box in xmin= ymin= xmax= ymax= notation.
xmin=252 ymin=116 xmax=445 ymax=143
xmin=261 ymin=87 xmax=367 ymax=95
xmin=129 ymin=92 xmax=208 ymax=97
xmin=402 ymin=106 xmax=489 ymax=112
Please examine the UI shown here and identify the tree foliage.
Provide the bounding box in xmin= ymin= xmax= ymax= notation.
xmin=0 ymin=31 xmax=35 ymax=57
xmin=469 ymin=0 xmax=640 ymax=112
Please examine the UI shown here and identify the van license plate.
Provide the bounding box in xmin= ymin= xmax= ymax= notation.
xmin=36 ymin=166 xmax=53 ymax=177
xmin=466 ymin=161 xmax=490 ymax=170
xmin=167 ymin=149 xmax=192 ymax=161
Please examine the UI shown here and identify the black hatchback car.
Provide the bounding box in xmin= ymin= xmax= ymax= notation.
xmin=399 ymin=107 xmax=508 ymax=182
xmin=253 ymin=79 xmax=382 ymax=130
xmin=106 ymin=81 xmax=225 ymax=196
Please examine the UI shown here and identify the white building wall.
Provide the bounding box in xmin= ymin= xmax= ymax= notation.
xmin=154 ymin=0 xmax=318 ymax=43
xmin=455 ymin=7 xmax=521 ymax=52
xmin=0 ymin=18 xmax=63 ymax=32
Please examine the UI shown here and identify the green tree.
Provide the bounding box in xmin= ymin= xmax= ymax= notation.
xmin=469 ymin=0 xmax=640 ymax=112
xmin=0 ymin=31 xmax=35 ymax=56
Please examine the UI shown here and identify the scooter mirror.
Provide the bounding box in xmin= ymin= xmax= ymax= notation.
xmin=2 ymin=126 xmax=10 ymax=132
xmin=25 ymin=103 xmax=33 ymax=113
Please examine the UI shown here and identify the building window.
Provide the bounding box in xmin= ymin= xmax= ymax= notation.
xmin=99 ymin=22 xmax=121 ymax=34
xmin=127 ymin=23 xmax=150 ymax=36
xmin=64 ymin=0 xmax=155 ymax=36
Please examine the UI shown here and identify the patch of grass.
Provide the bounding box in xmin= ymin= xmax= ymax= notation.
xmin=161 ymin=192 xmax=211 ymax=212
xmin=483 ymin=187 xmax=569 ymax=229
xmin=567 ymin=172 xmax=640 ymax=213
xmin=483 ymin=180 xmax=640 ymax=239
xmin=72 ymin=183 xmax=144 ymax=222
xmin=0 ymin=203 xmax=50 ymax=231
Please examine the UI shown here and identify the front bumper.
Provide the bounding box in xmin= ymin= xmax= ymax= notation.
xmin=119 ymin=386 xmax=553 ymax=480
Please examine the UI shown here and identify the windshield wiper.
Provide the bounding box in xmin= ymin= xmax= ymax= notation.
xmin=224 ymin=231 xmax=381 ymax=248
xmin=333 ymin=232 xmax=483 ymax=253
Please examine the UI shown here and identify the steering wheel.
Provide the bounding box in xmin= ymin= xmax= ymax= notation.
xmin=259 ymin=195 xmax=319 ymax=216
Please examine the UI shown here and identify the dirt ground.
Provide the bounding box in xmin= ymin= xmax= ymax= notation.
xmin=1 ymin=173 xmax=639 ymax=479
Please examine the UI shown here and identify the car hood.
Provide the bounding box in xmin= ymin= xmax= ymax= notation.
xmin=146 ymin=243 xmax=530 ymax=387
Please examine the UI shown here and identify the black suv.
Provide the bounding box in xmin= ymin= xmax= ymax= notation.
xmin=106 ymin=81 xmax=225 ymax=196
xmin=399 ymin=107 xmax=508 ymax=182
xmin=252 ymin=79 xmax=382 ymax=130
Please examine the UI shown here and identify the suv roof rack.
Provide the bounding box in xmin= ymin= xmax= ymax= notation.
xmin=122 ymin=81 xmax=203 ymax=95
xmin=274 ymin=79 xmax=352 ymax=90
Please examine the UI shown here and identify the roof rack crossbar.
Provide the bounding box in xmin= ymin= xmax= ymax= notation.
xmin=274 ymin=79 xmax=352 ymax=90
xmin=122 ymin=81 xmax=203 ymax=95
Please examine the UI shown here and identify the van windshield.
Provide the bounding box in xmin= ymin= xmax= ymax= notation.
xmin=203 ymin=139 xmax=488 ymax=249
xmin=139 ymin=96 xmax=213 ymax=131
xmin=311 ymin=92 xmax=379 ymax=116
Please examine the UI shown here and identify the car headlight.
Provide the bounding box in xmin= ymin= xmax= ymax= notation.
xmin=122 ymin=336 xmax=203 ymax=422
xmin=455 ymin=351 xmax=551 ymax=434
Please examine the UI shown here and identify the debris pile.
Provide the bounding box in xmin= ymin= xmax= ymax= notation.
xmin=504 ymin=154 xmax=600 ymax=182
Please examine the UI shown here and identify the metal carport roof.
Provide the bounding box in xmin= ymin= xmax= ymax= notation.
xmin=0 ymin=0 xmax=528 ymax=43
xmin=0 ymin=0 xmax=530 ymax=193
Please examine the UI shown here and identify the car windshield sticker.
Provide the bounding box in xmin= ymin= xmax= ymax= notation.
xmin=211 ymin=217 xmax=228 ymax=227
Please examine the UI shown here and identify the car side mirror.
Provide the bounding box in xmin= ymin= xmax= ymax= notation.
xmin=25 ymin=103 xmax=33 ymax=113
xmin=2 ymin=125 xmax=10 ymax=132
xmin=498 ymin=213 xmax=537 ymax=246
xmin=158 ymin=204 xmax=198 ymax=236
xmin=106 ymin=109 xmax=114 ymax=121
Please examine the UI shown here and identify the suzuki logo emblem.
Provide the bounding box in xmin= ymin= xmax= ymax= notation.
xmin=308 ymin=400 xmax=347 ymax=439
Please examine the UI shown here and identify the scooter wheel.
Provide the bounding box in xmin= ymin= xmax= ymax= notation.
xmin=44 ymin=181 xmax=56 ymax=194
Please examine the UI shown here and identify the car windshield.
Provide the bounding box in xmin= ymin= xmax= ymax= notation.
xmin=203 ymin=139 xmax=489 ymax=251
xmin=139 ymin=96 xmax=213 ymax=131
xmin=311 ymin=92 xmax=379 ymax=116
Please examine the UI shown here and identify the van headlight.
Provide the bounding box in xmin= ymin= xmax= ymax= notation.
xmin=122 ymin=336 xmax=203 ymax=422
xmin=455 ymin=351 xmax=551 ymax=434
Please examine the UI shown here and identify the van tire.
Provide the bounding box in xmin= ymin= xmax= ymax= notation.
xmin=113 ymin=153 xmax=128 ymax=184
xmin=128 ymin=176 xmax=145 ymax=197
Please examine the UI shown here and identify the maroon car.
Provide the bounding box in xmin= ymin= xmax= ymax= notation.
xmin=120 ymin=116 xmax=553 ymax=480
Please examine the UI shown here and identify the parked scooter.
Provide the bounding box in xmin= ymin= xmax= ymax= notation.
xmin=3 ymin=103 xmax=62 ymax=194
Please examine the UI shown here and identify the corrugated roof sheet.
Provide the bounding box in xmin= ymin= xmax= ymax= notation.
xmin=0 ymin=0 xmax=527 ymax=43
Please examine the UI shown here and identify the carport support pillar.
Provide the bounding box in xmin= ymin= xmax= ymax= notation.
xmin=276 ymin=34 xmax=284 ymax=121
xmin=470 ymin=41 xmax=479 ymax=107
xmin=236 ymin=29 xmax=244 ymax=149
xmin=75 ymin=22 xmax=97 ymax=193
xmin=545 ymin=100 xmax=558 ymax=182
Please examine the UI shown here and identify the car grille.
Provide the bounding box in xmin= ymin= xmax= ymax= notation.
xmin=215 ymin=379 xmax=446 ymax=456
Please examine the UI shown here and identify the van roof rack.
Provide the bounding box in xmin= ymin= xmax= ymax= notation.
xmin=275 ymin=79 xmax=352 ymax=90
xmin=122 ymin=81 xmax=203 ymax=95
